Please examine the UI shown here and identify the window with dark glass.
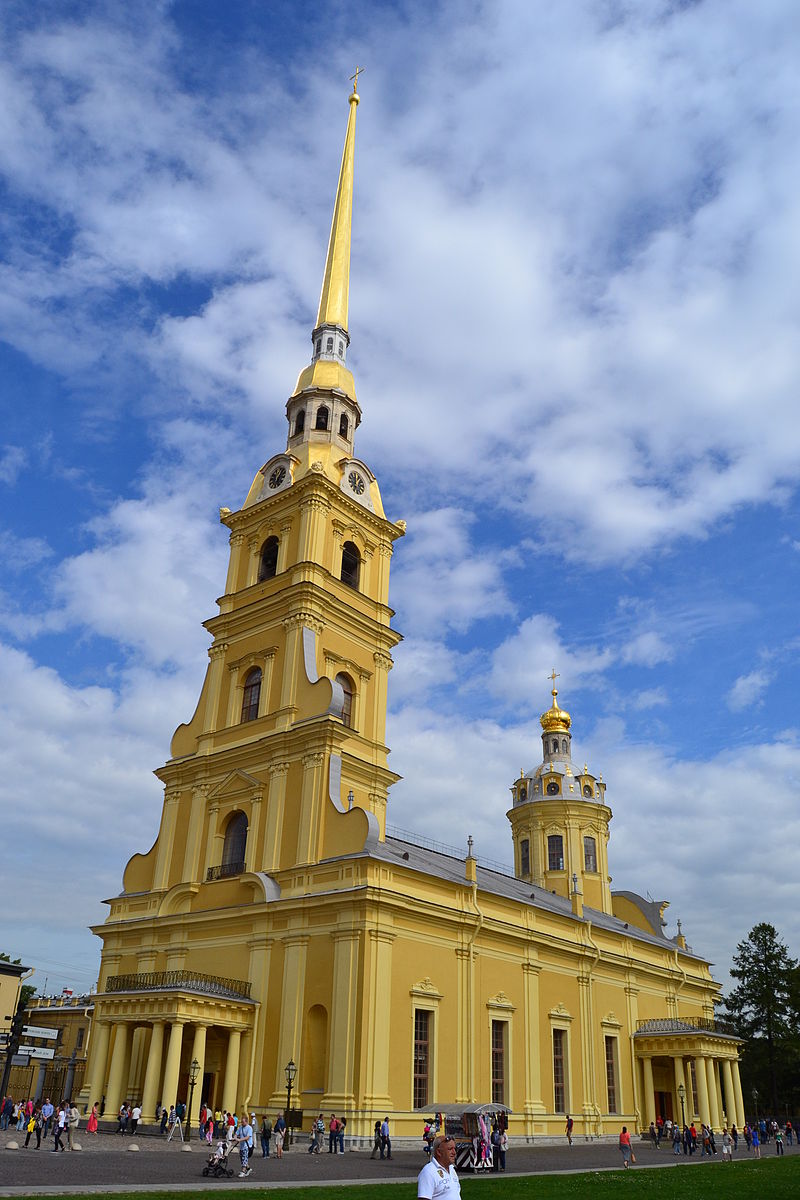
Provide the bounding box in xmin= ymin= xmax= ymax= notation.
xmin=258 ymin=536 xmax=279 ymax=581
xmin=341 ymin=540 xmax=360 ymax=589
xmin=553 ymin=1028 xmax=567 ymax=1112
xmin=222 ymin=811 xmax=248 ymax=869
xmin=315 ymin=405 xmax=329 ymax=431
xmin=315 ymin=340 xmax=321 ymax=355
xmin=295 ymin=409 xmax=305 ymax=435
xmin=520 ymin=838 xmax=530 ymax=876
xmin=326 ymin=336 xmax=334 ymax=352
xmin=413 ymin=1009 xmax=430 ymax=1109
xmin=552 ymin=739 xmax=559 ymax=753
xmin=241 ymin=667 xmax=262 ymax=722
xmin=562 ymin=739 xmax=568 ymax=753
xmin=605 ymin=1036 xmax=617 ymax=1113
xmin=491 ymin=1020 xmax=506 ymax=1106
xmin=76 ymin=1027 xmax=85 ymax=1049
xmin=547 ymin=834 xmax=564 ymax=871
xmin=546 ymin=780 xmax=560 ymax=795
xmin=518 ymin=784 xmax=527 ymax=802
xmin=584 ymin=835 xmax=597 ymax=872
xmin=339 ymin=413 xmax=349 ymax=438
xmin=335 ymin=672 xmax=354 ymax=727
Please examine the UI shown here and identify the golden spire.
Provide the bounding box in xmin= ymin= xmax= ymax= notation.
xmin=540 ymin=667 xmax=571 ymax=732
xmin=314 ymin=71 xmax=361 ymax=333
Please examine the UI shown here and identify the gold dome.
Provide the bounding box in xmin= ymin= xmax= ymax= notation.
xmin=540 ymin=673 xmax=571 ymax=733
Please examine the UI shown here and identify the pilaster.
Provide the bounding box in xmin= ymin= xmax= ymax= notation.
xmin=324 ymin=929 xmax=360 ymax=1109
xmin=363 ymin=929 xmax=395 ymax=1109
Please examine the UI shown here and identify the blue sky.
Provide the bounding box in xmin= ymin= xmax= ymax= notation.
xmin=2 ymin=0 xmax=800 ymax=995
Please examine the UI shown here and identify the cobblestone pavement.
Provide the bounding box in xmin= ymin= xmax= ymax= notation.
xmin=0 ymin=1134 xmax=797 ymax=1194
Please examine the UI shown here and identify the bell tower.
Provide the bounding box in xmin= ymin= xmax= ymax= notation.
xmin=506 ymin=673 xmax=613 ymax=914
xmin=153 ymin=78 xmax=405 ymax=884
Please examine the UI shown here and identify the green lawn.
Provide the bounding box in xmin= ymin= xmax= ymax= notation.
xmin=11 ymin=1157 xmax=800 ymax=1200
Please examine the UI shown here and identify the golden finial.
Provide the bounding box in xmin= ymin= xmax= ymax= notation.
xmin=350 ymin=65 xmax=364 ymax=97
xmin=540 ymin=668 xmax=571 ymax=733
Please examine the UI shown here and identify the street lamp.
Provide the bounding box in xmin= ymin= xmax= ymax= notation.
xmin=678 ymin=1082 xmax=686 ymax=1129
xmin=752 ymin=1088 xmax=759 ymax=1122
xmin=285 ymin=1059 xmax=297 ymax=1149
xmin=187 ymin=1058 xmax=201 ymax=1142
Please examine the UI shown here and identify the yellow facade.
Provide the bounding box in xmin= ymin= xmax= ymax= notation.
xmin=81 ymin=86 xmax=740 ymax=1141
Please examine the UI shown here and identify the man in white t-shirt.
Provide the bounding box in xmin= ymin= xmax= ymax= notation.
xmin=131 ymin=1105 xmax=142 ymax=1135
xmin=418 ymin=1136 xmax=460 ymax=1200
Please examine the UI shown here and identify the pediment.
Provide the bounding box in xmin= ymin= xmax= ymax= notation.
xmin=208 ymin=769 xmax=263 ymax=800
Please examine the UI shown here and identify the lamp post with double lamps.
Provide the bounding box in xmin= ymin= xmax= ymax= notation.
xmin=285 ymin=1059 xmax=297 ymax=1148
xmin=187 ymin=1057 xmax=201 ymax=1142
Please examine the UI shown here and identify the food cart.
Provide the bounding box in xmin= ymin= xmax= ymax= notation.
xmin=424 ymin=1103 xmax=511 ymax=1171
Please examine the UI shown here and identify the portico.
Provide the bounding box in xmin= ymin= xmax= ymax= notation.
xmin=634 ymin=1018 xmax=744 ymax=1130
xmin=83 ymin=971 xmax=255 ymax=1124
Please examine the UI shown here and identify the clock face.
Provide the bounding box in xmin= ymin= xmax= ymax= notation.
xmin=348 ymin=470 xmax=365 ymax=495
xmin=268 ymin=465 xmax=287 ymax=489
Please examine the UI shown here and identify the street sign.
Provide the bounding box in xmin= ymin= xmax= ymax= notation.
xmin=11 ymin=1054 xmax=30 ymax=1067
xmin=22 ymin=1025 xmax=58 ymax=1040
xmin=18 ymin=1044 xmax=55 ymax=1060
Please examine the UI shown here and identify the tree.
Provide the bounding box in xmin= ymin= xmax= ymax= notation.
xmin=722 ymin=923 xmax=798 ymax=1114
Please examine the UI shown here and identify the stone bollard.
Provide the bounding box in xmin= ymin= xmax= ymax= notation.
xmin=181 ymin=1144 xmax=193 ymax=1152
xmin=72 ymin=1143 xmax=83 ymax=1152
xmin=128 ymin=1142 xmax=140 ymax=1151
xmin=5 ymin=1142 xmax=19 ymax=1150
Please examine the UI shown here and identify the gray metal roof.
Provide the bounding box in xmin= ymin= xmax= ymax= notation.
xmin=369 ymin=835 xmax=706 ymax=962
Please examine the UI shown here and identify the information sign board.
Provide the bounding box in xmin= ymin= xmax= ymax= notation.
xmin=22 ymin=1025 xmax=58 ymax=1040
xmin=18 ymin=1044 xmax=56 ymax=1060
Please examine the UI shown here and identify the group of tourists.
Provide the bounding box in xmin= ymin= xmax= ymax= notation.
xmin=620 ymin=1115 xmax=796 ymax=1167
xmin=0 ymin=1095 xmax=85 ymax=1150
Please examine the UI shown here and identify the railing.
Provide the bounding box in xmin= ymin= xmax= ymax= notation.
xmin=206 ymin=860 xmax=246 ymax=881
xmin=385 ymin=824 xmax=515 ymax=878
xmin=636 ymin=1016 xmax=736 ymax=1035
xmin=106 ymin=970 xmax=252 ymax=1000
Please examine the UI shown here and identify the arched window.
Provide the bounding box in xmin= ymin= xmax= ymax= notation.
xmin=339 ymin=413 xmax=349 ymax=438
xmin=338 ymin=340 xmax=344 ymax=357
xmin=552 ymin=739 xmax=559 ymax=754
xmin=584 ymin=836 xmax=598 ymax=872
xmin=335 ymin=672 xmax=354 ymax=726
xmin=326 ymin=336 xmax=334 ymax=352
xmin=341 ymin=540 xmax=360 ymax=590
xmin=520 ymin=838 xmax=530 ymax=877
xmin=258 ymin=536 xmax=279 ymax=581
xmin=222 ymin=811 xmax=248 ymax=871
xmin=315 ymin=406 xmax=329 ymax=431
xmin=518 ymin=784 xmax=527 ymax=802
xmin=294 ymin=409 xmax=305 ymax=435
xmin=241 ymin=667 xmax=262 ymax=722
xmin=547 ymin=834 xmax=564 ymax=871
xmin=315 ymin=339 xmax=321 ymax=355
xmin=582 ymin=783 xmax=594 ymax=798
xmin=561 ymin=739 xmax=568 ymax=753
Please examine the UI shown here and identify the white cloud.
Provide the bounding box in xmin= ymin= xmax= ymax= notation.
xmin=727 ymin=668 xmax=772 ymax=712
xmin=0 ymin=446 xmax=26 ymax=485
xmin=620 ymin=631 xmax=675 ymax=667
xmin=489 ymin=614 xmax=613 ymax=707
xmin=631 ymin=687 xmax=669 ymax=711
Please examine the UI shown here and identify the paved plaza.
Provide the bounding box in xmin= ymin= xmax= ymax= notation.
xmin=0 ymin=1132 xmax=797 ymax=1194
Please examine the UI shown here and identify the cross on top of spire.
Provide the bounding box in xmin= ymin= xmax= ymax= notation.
xmin=350 ymin=65 xmax=364 ymax=94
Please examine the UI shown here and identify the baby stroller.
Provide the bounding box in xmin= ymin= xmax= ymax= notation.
xmin=202 ymin=1140 xmax=235 ymax=1178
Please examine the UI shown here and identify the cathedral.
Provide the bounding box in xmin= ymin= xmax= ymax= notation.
xmin=80 ymin=82 xmax=743 ymax=1141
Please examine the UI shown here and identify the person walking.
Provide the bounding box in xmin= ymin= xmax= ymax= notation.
xmin=752 ymin=1125 xmax=761 ymax=1158
xmin=370 ymin=1119 xmax=381 ymax=1158
xmin=722 ymin=1127 xmax=733 ymax=1162
xmin=775 ymin=1126 xmax=784 ymax=1155
xmin=274 ymin=1111 xmax=285 ymax=1158
xmin=237 ymin=1116 xmax=254 ymax=1177
xmin=328 ymin=1113 xmax=339 ymax=1153
xmin=672 ymin=1124 xmax=682 ymax=1154
xmin=565 ymin=1114 xmax=574 ymax=1146
xmin=338 ymin=1114 xmax=346 ymax=1153
xmin=86 ymin=1102 xmax=99 ymax=1135
xmin=381 ymin=1116 xmax=392 ymax=1159
xmin=618 ymin=1125 xmax=634 ymax=1168
xmin=418 ymin=1135 xmax=460 ymax=1200
xmin=130 ymin=1104 xmax=141 ymax=1137
xmin=260 ymin=1113 xmax=272 ymax=1158
xmin=67 ymin=1100 xmax=80 ymax=1150
xmin=52 ymin=1103 xmax=67 ymax=1152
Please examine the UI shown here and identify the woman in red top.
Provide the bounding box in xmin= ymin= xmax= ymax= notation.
xmin=619 ymin=1126 xmax=633 ymax=1168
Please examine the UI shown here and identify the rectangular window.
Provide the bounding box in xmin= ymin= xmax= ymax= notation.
xmin=553 ymin=1028 xmax=567 ymax=1112
xmin=413 ymin=1009 xmax=430 ymax=1109
xmin=76 ymin=1027 xmax=85 ymax=1050
xmin=520 ymin=838 xmax=530 ymax=876
xmin=584 ymin=836 xmax=597 ymax=872
xmin=548 ymin=834 xmax=564 ymax=871
xmin=605 ymin=1036 xmax=617 ymax=1113
xmin=491 ymin=1020 xmax=506 ymax=1106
